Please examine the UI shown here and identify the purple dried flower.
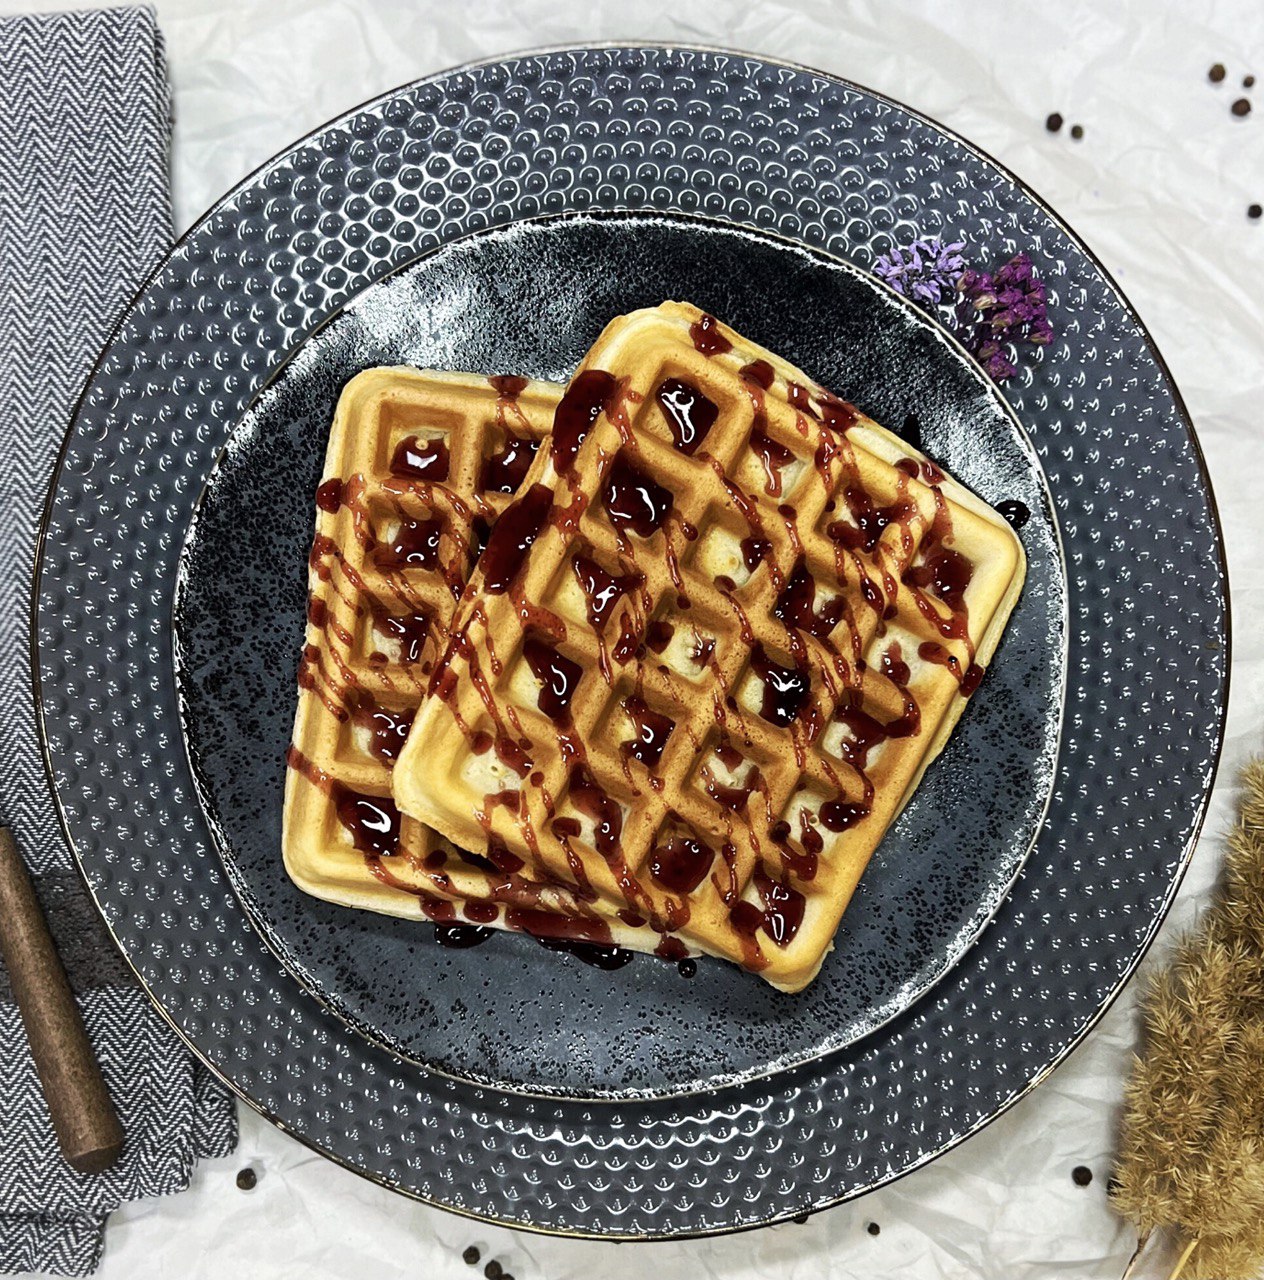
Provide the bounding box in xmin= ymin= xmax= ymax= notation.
xmin=873 ymin=236 xmax=967 ymax=309
xmin=954 ymin=251 xmax=1052 ymax=382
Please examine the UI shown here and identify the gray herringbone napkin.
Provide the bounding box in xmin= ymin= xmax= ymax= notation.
xmin=0 ymin=7 xmax=236 ymax=1274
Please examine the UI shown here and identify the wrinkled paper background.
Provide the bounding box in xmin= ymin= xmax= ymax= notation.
xmin=4 ymin=0 xmax=1262 ymax=1276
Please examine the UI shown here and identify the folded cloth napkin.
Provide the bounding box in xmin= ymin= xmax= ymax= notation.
xmin=0 ymin=6 xmax=237 ymax=1275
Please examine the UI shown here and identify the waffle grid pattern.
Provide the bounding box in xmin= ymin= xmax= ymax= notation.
xmin=398 ymin=304 xmax=1024 ymax=989
xmin=285 ymin=368 xmax=609 ymax=918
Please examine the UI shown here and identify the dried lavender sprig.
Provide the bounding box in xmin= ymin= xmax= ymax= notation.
xmin=873 ymin=235 xmax=967 ymax=307
xmin=955 ymin=252 xmax=1053 ymax=381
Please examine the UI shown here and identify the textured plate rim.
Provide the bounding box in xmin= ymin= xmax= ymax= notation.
xmin=29 ymin=42 xmax=1230 ymax=1238
xmin=169 ymin=205 xmax=1070 ymax=1102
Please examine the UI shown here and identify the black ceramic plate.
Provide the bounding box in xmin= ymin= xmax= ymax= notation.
xmin=172 ymin=211 xmax=1065 ymax=1099
xmin=35 ymin=46 xmax=1227 ymax=1236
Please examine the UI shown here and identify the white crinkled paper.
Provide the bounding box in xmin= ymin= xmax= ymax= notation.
xmin=4 ymin=0 xmax=1260 ymax=1275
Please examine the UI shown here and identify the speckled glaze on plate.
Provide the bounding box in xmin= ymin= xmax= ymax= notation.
xmin=170 ymin=212 xmax=1064 ymax=1100
xmin=171 ymin=211 xmax=1065 ymax=1100
xmin=34 ymin=46 xmax=1227 ymax=1236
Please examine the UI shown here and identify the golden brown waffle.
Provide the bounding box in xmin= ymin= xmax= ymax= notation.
xmin=395 ymin=304 xmax=1027 ymax=990
xmin=284 ymin=367 xmax=631 ymax=933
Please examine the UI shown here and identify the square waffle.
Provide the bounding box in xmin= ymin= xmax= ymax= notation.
xmin=283 ymin=367 xmax=634 ymax=935
xmin=394 ymin=304 xmax=1027 ymax=990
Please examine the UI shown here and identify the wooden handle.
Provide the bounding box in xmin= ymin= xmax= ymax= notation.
xmin=0 ymin=826 xmax=124 ymax=1174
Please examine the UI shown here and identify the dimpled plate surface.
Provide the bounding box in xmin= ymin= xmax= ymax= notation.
xmin=172 ymin=214 xmax=1063 ymax=1097
xmin=34 ymin=46 xmax=1227 ymax=1235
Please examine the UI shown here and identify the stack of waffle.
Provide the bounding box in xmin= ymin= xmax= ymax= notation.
xmin=284 ymin=303 xmax=1025 ymax=991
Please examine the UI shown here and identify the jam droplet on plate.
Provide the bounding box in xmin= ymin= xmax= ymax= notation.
xmin=535 ymin=936 xmax=636 ymax=969
xmin=433 ymin=923 xmax=495 ymax=949
xmin=996 ymin=499 xmax=1031 ymax=529
xmin=603 ymin=454 xmax=673 ymax=538
xmin=655 ymin=377 xmax=718 ymax=455
xmin=505 ymin=906 xmax=633 ymax=969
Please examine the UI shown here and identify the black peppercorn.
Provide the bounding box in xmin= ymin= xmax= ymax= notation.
xmin=1070 ymin=124 xmax=1084 ymax=140
xmin=867 ymin=1222 xmax=881 ymax=1236
xmin=462 ymin=1246 xmax=480 ymax=1266
xmin=1245 ymin=75 xmax=1256 ymax=88
xmin=1232 ymin=98 xmax=1252 ymax=117
xmin=1045 ymin=112 xmax=1063 ymax=133
xmin=235 ymin=1168 xmax=257 ymax=1191
xmin=1072 ymin=1165 xmax=1093 ymax=1187
xmin=1249 ymin=204 xmax=1263 ymax=220
xmin=1209 ymin=63 xmax=1226 ymax=82
xmin=484 ymin=1263 xmax=503 ymax=1280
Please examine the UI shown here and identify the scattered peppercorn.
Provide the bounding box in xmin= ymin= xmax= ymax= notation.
xmin=1072 ymin=1165 xmax=1093 ymax=1187
xmin=1209 ymin=63 xmax=1226 ymax=82
xmin=463 ymin=1247 xmax=480 ymax=1266
xmin=1045 ymin=112 xmax=1064 ymax=133
xmin=867 ymin=1222 xmax=881 ymax=1236
xmin=1070 ymin=124 xmax=1084 ymax=140
xmin=235 ymin=1168 xmax=257 ymax=1191
xmin=1250 ymin=204 xmax=1263 ymax=220
xmin=484 ymin=1263 xmax=503 ymax=1280
xmin=1232 ymin=98 xmax=1252 ymax=116
xmin=1245 ymin=75 xmax=1256 ymax=88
